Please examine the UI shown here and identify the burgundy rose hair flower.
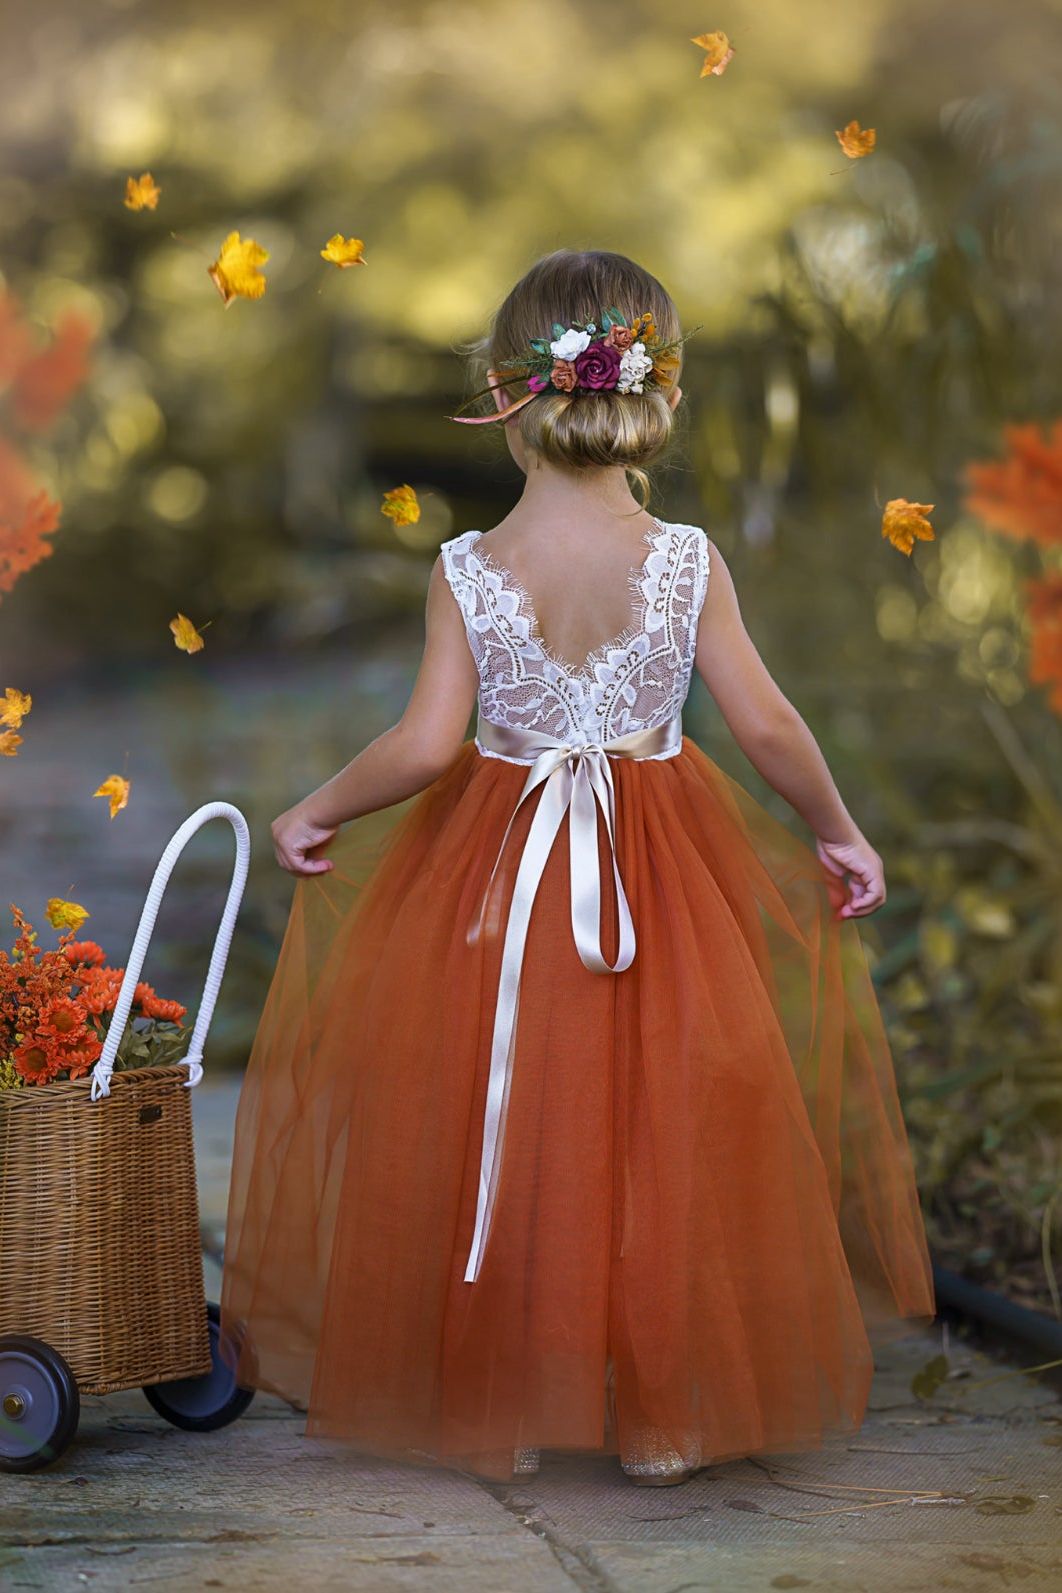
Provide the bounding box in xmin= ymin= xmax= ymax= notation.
xmin=573 ymin=343 xmax=621 ymax=391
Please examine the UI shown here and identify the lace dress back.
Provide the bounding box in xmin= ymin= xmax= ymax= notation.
xmin=440 ymin=518 xmax=710 ymax=752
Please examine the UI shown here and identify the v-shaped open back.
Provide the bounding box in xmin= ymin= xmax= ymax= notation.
xmin=440 ymin=518 xmax=711 ymax=753
xmin=467 ymin=519 xmax=667 ymax=682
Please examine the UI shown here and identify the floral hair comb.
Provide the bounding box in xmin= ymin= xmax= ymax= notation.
xmin=449 ymin=306 xmax=695 ymax=425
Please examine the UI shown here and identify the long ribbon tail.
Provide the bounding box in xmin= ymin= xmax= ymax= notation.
xmin=448 ymin=389 xmax=539 ymax=426
xmin=569 ymin=753 xmax=636 ymax=974
xmin=467 ymin=748 xmax=570 ymax=947
xmin=464 ymin=762 xmax=573 ymax=1282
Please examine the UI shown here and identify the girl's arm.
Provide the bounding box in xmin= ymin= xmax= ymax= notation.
xmin=271 ymin=557 xmax=479 ymax=875
xmin=694 ymin=540 xmax=885 ymax=918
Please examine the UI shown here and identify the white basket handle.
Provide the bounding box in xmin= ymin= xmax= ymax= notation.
xmin=90 ymin=801 xmax=251 ymax=1102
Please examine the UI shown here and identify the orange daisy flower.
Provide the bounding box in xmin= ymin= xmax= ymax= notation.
xmin=37 ymin=995 xmax=89 ymax=1043
xmin=63 ymin=939 xmax=107 ymax=967
xmin=141 ymin=993 xmax=187 ymax=1024
xmin=13 ymin=1035 xmax=61 ymax=1084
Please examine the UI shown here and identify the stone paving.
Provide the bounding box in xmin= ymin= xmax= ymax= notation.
xmin=2 ymin=1080 xmax=1061 ymax=1592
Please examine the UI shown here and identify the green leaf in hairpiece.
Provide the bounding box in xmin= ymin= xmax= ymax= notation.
xmin=551 ymin=322 xmax=566 ymax=339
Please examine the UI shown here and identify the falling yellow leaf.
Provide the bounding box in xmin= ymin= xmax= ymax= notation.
xmin=882 ymin=498 xmax=935 ymax=556
xmin=691 ymin=30 xmax=734 ymax=77
xmin=321 ymin=234 xmax=366 ymax=268
xmin=381 ymin=484 xmax=421 ymax=527
xmin=208 ymin=231 xmax=270 ymax=306
xmin=124 ymin=172 xmax=161 ymax=211
xmin=835 ymin=120 xmax=877 ymax=159
xmin=0 ymin=730 xmax=22 ymax=757
xmin=170 ymin=612 xmax=205 ymax=654
xmin=46 ymin=897 xmax=90 ymax=932
xmin=0 ymin=687 xmax=31 ymax=729
xmin=94 ymin=775 xmax=131 ymax=819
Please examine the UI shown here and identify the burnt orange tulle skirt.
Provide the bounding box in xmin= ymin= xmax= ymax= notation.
xmin=220 ymin=737 xmax=935 ymax=1481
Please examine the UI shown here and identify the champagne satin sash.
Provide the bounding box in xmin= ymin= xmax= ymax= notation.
xmin=464 ymin=713 xmax=683 ymax=1282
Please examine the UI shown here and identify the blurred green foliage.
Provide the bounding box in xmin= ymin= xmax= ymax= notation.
xmin=2 ymin=0 xmax=1061 ymax=1307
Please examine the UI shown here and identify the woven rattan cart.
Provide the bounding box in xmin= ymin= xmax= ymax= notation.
xmin=0 ymin=801 xmax=255 ymax=1472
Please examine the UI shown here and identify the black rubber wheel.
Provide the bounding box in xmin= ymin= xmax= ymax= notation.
xmin=142 ymin=1301 xmax=256 ymax=1432
xmin=0 ymin=1334 xmax=80 ymax=1472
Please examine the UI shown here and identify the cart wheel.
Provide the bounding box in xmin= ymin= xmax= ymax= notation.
xmin=142 ymin=1302 xmax=255 ymax=1432
xmin=0 ymin=1335 xmax=80 ymax=1473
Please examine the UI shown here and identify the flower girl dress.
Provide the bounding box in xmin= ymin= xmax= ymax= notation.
xmin=221 ymin=517 xmax=934 ymax=1481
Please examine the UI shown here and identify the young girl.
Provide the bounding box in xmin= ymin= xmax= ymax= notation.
xmin=221 ymin=249 xmax=935 ymax=1485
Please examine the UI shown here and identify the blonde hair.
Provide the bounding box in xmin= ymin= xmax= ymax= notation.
xmin=473 ymin=249 xmax=683 ymax=502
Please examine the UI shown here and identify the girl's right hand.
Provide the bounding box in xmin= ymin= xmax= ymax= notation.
xmin=271 ymin=806 xmax=338 ymax=876
xmin=815 ymin=834 xmax=886 ymax=919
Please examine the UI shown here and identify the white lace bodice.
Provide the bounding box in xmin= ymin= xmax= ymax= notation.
xmin=439 ymin=518 xmax=710 ymax=754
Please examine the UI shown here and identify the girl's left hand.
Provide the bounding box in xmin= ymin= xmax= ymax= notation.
xmin=271 ymin=806 xmax=338 ymax=876
xmin=815 ymin=835 xmax=886 ymax=919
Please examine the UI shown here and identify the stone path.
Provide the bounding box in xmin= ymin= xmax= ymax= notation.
xmin=2 ymin=1081 xmax=1061 ymax=1592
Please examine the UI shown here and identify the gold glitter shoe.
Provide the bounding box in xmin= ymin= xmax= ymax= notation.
xmin=626 ymin=1466 xmax=695 ymax=1487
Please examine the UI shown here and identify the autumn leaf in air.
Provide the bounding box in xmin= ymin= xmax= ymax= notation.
xmin=882 ymin=498 xmax=935 ymax=556
xmin=124 ymin=172 xmax=161 ymax=211
xmin=46 ymin=897 xmax=90 ymax=932
xmin=93 ymin=775 xmax=131 ymax=819
xmin=691 ymin=31 xmax=734 ymax=77
xmin=208 ymin=232 xmax=270 ymax=306
xmin=0 ymin=688 xmax=31 ymax=729
xmin=835 ymin=121 xmax=877 ymax=159
xmin=170 ymin=612 xmax=206 ymax=653
xmin=381 ymin=485 xmax=421 ymax=527
xmin=0 ymin=730 xmax=22 ymax=757
xmin=321 ymin=234 xmax=366 ymax=268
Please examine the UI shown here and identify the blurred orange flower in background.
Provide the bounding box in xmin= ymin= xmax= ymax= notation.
xmin=964 ymin=420 xmax=1062 ymax=547
xmin=0 ymin=291 xmax=93 ymax=606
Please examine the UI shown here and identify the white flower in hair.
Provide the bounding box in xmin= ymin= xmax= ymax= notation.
xmin=550 ymin=327 xmax=591 ymax=361
xmin=616 ymin=340 xmax=654 ymax=394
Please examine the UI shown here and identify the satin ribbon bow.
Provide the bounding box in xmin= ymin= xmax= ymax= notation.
xmin=464 ymin=714 xmax=682 ymax=1283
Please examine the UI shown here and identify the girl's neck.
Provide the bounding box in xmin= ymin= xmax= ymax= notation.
xmin=512 ymin=458 xmax=648 ymax=528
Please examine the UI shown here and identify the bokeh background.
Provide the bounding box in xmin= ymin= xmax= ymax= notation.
xmin=2 ymin=0 xmax=1061 ymax=1312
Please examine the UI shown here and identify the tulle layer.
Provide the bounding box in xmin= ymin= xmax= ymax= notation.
xmin=221 ymin=737 xmax=934 ymax=1481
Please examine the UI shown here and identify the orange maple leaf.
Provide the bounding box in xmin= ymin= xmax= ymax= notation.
xmin=0 ymin=729 xmax=22 ymax=757
xmin=381 ymin=485 xmax=421 ymax=527
xmin=691 ymin=31 xmax=735 ymax=77
xmin=964 ymin=421 xmax=1062 ymax=547
xmin=882 ymin=498 xmax=935 ymax=556
xmin=93 ymin=775 xmax=131 ymax=819
xmin=169 ymin=613 xmax=206 ymax=653
xmin=836 ymin=120 xmax=877 ymax=159
xmin=321 ymin=234 xmax=366 ymax=268
xmin=124 ymin=172 xmax=161 ymax=211
xmin=0 ymin=687 xmax=31 ymax=728
xmin=208 ymin=232 xmax=270 ymax=306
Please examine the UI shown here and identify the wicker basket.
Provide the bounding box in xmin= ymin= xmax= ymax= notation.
xmin=0 ymin=802 xmax=250 ymax=1396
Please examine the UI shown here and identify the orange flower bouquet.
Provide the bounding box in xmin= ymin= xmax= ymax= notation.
xmin=0 ymin=905 xmax=187 ymax=1092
